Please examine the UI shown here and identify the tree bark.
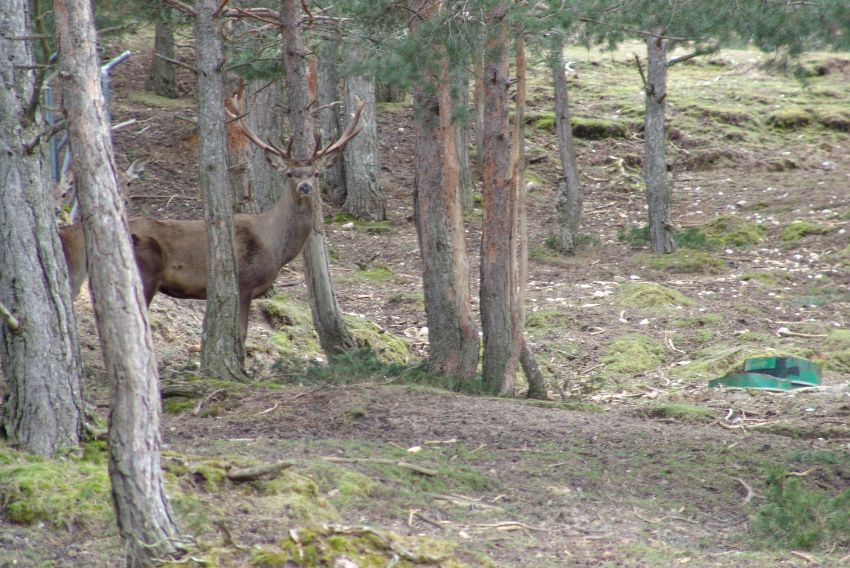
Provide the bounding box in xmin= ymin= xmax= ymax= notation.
xmin=317 ymin=35 xmax=345 ymax=207
xmin=0 ymin=1 xmax=84 ymax=457
xmin=226 ymin=84 xmax=258 ymax=214
xmin=644 ymin=35 xmax=675 ymax=254
xmin=196 ymin=0 xmax=248 ymax=381
xmin=480 ymin=6 xmax=518 ymax=395
xmin=473 ymin=52 xmax=485 ymax=178
xmin=551 ymin=34 xmax=583 ymax=255
xmin=280 ymin=0 xmax=354 ymax=357
xmin=53 ymin=0 xmax=183 ymax=564
xmin=409 ymin=0 xmax=479 ymax=381
xmin=247 ymin=79 xmax=285 ymax=210
xmin=453 ymin=66 xmax=474 ymax=213
xmin=342 ymin=42 xmax=385 ymax=221
xmin=146 ymin=2 xmax=178 ymax=98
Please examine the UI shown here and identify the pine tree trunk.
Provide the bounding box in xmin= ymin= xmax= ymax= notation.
xmin=453 ymin=67 xmax=474 ymax=213
xmin=280 ymin=0 xmax=354 ymax=357
xmin=342 ymin=43 xmax=385 ymax=221
xmin=53 ymin=1 xmax=183 ymax=564
xmin=409 ymin=0 xmax=479 ymax=381
xmin=196 ymin=0 xmax=248 ymax=381
xmin=247 ymin=79 xmax=285 ymax=210
xmin=473 ymin=53 xmax=485 ymax=178
xmin=551 ymin=34 xmax=583 ymax=255
xmin=226 ymin=85 xmax=258 ymax=214
xmin=0 ymin=2 xmax=84 ymax=456
xmin=644 ymin=34 xmax=675 ymax=254
xmin=317 ymin=36 xmax=345 ymax=207
xmin=376 ymin=81 xmax=405 ymax=103
xmin=146 ymin=3 xmax=178 ymax=98
xmin=480 ymin=6 xmax=518 ymax=395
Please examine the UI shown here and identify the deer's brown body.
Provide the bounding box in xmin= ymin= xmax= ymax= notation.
xmin=61 ymin=167 xmax=314 ymax=340
xmin=61 ymin=98 xmax=364 ymax=343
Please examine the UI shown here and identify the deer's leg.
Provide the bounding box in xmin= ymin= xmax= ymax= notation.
xmin=239 ymin=292 xmax=252 ymax=344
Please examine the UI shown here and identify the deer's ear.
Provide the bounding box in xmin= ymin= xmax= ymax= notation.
xmin=264 ymin=149 xmax=288 ymax=171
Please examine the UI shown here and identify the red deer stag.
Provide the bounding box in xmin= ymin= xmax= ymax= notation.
xmin=61 ymin=99 xmax=364 ymax=342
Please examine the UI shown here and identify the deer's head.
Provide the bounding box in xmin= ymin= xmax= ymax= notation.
xmin=226 ymin=95 xmax=365 ymax=208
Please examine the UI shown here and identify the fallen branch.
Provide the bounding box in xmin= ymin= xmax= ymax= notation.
xmin=321 ymin=456 xmax=438 ymax=476
xmin=226 ymin=460 xmax=294 ymax=482
xmin=0 ymin=301 xmax=21 ymax=333
xmin=735 ymin=477 xmax=756 ymax=504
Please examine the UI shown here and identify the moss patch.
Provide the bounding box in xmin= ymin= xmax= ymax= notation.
xmin=571 ymin=117 xmax=628 ymax=139
xmin=617 ymin=282 xmax=694 ymax=312
xmin=349 ymin=266 xmax=396 ymax=284
xmin=638 ymin=403 xmax=714 ymax=423
xmin=640 ymin=250 xmax=728 ymax=274
xmin=601 ymin=334 xmax=667 ymax=375
xmin=766 ymin=108 xmax=811 ymax=129
xmin=254 ymin=526 xmax=475 ymax=567
xmin=816 ymin=110 xmax=850 ymax=132
xmin=526 ymin=309 xmax=573 ymax=333
xmin=0 ymin=444 xmax=112 ymax=529
xmin=779 ymin=221 xmax=832 ymax=242
xmin=259 ymin=294 xmax=413 ymax=367
xmin=740 ymin=271 xmax=795 ymax=288
xmin=701 ymin=216 xmax=765 ymax=247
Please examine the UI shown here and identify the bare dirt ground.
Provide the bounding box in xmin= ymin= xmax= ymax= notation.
xmin=2 ymin=29 xmax=850 ymax=567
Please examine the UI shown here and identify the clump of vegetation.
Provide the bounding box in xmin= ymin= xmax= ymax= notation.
xmin=127 ymin=90 xmax=194 ymax=110
xmin=740 ymin=271 xmax=794 ymax=288
xmin=691 ymin=104 xmax=751 ymax=126
xmin=618 ymin=282 xmax=693 ymax=312
xmin=0 ymin=444 xmax=112 ymax=529
xmin=673 ymin=313 xmax=723 ymax=328
xmin=766 ymin=108 xmax=811 ymax=129
xmin=816 ymin=110 xmax=850 ymax=132
xmin=252 ymin=526 xmax=471 ymax=567
xmin=258 ymin=471 xmax=339 ymax=526
xmin=779 ymin=221 xmax=832 ymax=242
xmin=601 ymin=334 xmax=667 ymax=374
xmin=640 ymin=250 xmax=728 ymax=274
xmin=350 ymin=266 xmax=396 ymax=284
xmin=638 ymin=403 xmax=714 ymax=423
xmin=328 ymin=212 xmax=393 ymax=234
xmin=752 ymin=467 xmax=850 ymax=550
xmin=260 ymin=296 xmax=413 ymax=369
xmin=301 ymin=347 xmax=410 ymax=384
xmin=526 ymin=309 xmax=573 ymax=332
xmin=701 ymin=216 xmax=765 ymax=247
xmin=571 ymin=117 xmax=628 ymax=139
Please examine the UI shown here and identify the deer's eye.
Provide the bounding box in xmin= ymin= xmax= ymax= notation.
xmin=286 ymin=172 xmax=293 ymax=178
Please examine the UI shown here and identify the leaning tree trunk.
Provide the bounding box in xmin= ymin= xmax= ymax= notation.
xmin=512 ymin=34 xmax=546 ymax=400
xmin=644 ymin=34 xmax=675 ymax=254
xmin=0 ymin=1 xmax=84 ymax=457
xmin=453 ymin=66 xmax=474 ymax=213
xmin=480 ymin=6 xmax=518 ymax=396
xmin=280 ymin=0 xmax=354 ymax=357
xmin=551 ymin=34 xmax=583 ymax=255
xmin=342 ymin=41 xmax=385 ymax=221
xmin=146 ymin=2 xmax=178 ymax=98
xmin=196 ymin=0 xmax=248 ymax=381
xmin=53 ymin=0 xmax=183 ymax=565
xmin=317 ymin=34 xmax=345 ymax=207
xmin=409 ymin=0 xmax=479 ymax=381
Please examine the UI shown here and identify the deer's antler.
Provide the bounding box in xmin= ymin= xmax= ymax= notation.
xmin=225 ymin=94 xmax=292 ymax=161
xmin=313 ymin=98 xmax=366 ymax=161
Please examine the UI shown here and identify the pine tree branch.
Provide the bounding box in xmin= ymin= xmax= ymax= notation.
xmin=162 ymin=0 xmax=197 ymax=18
xmin=578 ymin=16 xmax=696 ymax=42
xmin=633 ymin=53 xmax=647 ymax=90
xmin=667 ymin=44 xmax=720 ymax=67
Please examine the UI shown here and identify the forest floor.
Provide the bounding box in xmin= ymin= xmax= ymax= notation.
xmin=2 ymin=28 xmax=850 ymax=567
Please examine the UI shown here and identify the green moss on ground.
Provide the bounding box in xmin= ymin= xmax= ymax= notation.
xmin=0 ymin=445 xmax=112 ymax=529
xmin=766 ymin=107 xmax=811 ymax=129
xmin=640 ymin=250 xmax=728 ymax=274
xmin=601 ymin=334 xmax=667 ymax=375
xmin=571 ymin=117 xmax=628 ymax=139
xmin=258 ymin=294 xmax=413 ymax=367
xmin=740 ymin=271 xmax=795 ymax=288
xmin=639 ymin=403 xmax=715 ymax=423
xmin=252 ymin=526 xmax=476 ymax=567
xmin=779 ymin=221 xmax=832 ymax=242
xmin=127 ymin=90 xmax=195 ymax=110
xmin=701 ymin=216 xmax=765 ymax=247
xmin=526 ymin=309 xmax=573 ymax=332
xmin=617 ymin=282 xmax=694 ymax=312
xmin=816 ymin=110 xmax=850 ymax=132
xmin=349 ymin=266 xmax=396 ymax=284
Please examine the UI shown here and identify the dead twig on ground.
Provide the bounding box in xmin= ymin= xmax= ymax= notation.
xmin=735 ymin=477 xmax=756 ymax=504
xmin=226 ymin=460 xmax=294 ymax=482
xmin=321 ymin=456 xmax=438 ymax=476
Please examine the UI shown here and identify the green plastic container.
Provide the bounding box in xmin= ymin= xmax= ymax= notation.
xmin=709 ymin=356 xmax=821 ymax=391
